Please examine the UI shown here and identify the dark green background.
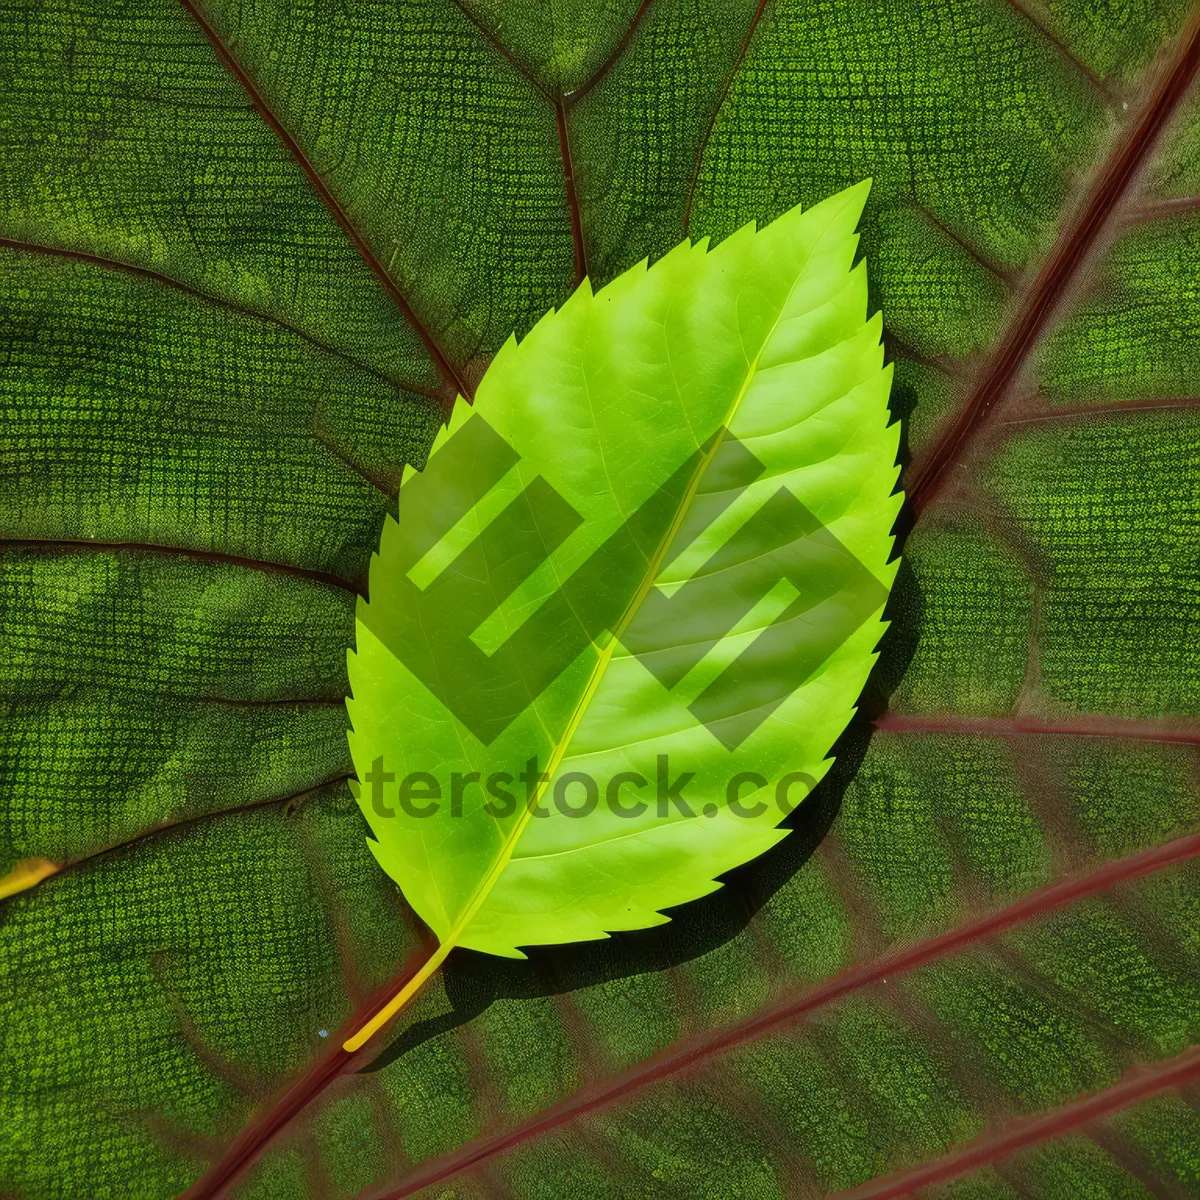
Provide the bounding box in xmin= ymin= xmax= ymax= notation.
xmin=2 ymin=0 xmax=1200 ymax=1196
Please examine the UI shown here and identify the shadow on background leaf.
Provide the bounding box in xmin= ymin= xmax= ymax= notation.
xmin=359 ymin=557 xmax=922 ymax=1075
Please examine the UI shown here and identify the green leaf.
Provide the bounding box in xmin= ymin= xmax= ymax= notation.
xmin=347 ymin=182 xmax=899 ymax=967
xmin=3 ymin=1 xmax=1200 ymax=1198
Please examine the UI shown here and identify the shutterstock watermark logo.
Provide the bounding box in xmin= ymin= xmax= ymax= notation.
xmin=361 ymin=412 xmax=886 ymax=755
xmin=360 ymin=753 xmax=819 ymax=822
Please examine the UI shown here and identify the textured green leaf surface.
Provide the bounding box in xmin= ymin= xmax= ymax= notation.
xmin=348 ymin=185 xmax=898 ymax=962
xmin=2 ymin=1 xmax=1200 ymax=1198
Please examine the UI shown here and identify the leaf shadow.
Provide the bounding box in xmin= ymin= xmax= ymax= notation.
xmin=359 ymin=556 xmax=923 ymax=1075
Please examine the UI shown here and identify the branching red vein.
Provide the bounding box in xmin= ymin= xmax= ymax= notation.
xmin=874 ymin=712 xmax=1200 ymax=746
xmin=2 ymin=237 xmax=414 ymax=497
xmin=0 ymin=775 xmax=351 ymax=905
xmin=557 ymin=102 xmax=589 ymax=284
xmin=445 ymin=0 xmax=551 ymax=98
xmin=1003 ymin=0 xmax=1125 ymax=107
xmin=370 ymin=831 xmax=1200 ymax=1199
xmin=681 ymin=0 xmax=772 ymax=237
xmin=0 ymin=237 xmax=442 ymax=402
xmin=175 ymin=0 xmax=470 ymax=403
xmin=562 ymin=0 xmax=660 ymax=106
xmin=183 ymin=938 xmax=439 ymax=1200
xmin=914 ymin=203 xmax=1016 ymax=287
xmin=908 ymin=11 xmax=1200 ymax=513
xmin=995 ymin=394 xmax=1200 ymax=426
xmin=182 ymin=0 xmax=660 ymax=360
xmin=883 ymin=330 xmax=961 ymax=378
xmin=830 ymin=1045 xmax=1200 ymax=1199
xmin=1125 ymin=192 xmax=1200 ymax=221
xmin=0 ymin=538 xmax=361 ymax=596
xmin=441 ymin=0 xmax=619 ymax=284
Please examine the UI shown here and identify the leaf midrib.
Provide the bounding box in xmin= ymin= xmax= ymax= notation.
xmin=440 ymin=209 xmax=847 ymax=954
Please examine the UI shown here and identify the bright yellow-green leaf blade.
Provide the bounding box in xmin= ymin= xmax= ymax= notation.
xmin=348 ymin=181 xmax=901 ymax=959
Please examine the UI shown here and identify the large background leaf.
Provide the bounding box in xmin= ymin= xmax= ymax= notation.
xmin=2 ymin=1 xmax=1200 ymax=1197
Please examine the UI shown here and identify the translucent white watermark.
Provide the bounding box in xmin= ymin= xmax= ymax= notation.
xmin=362 ymin=754 xmax=815 ymax=820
